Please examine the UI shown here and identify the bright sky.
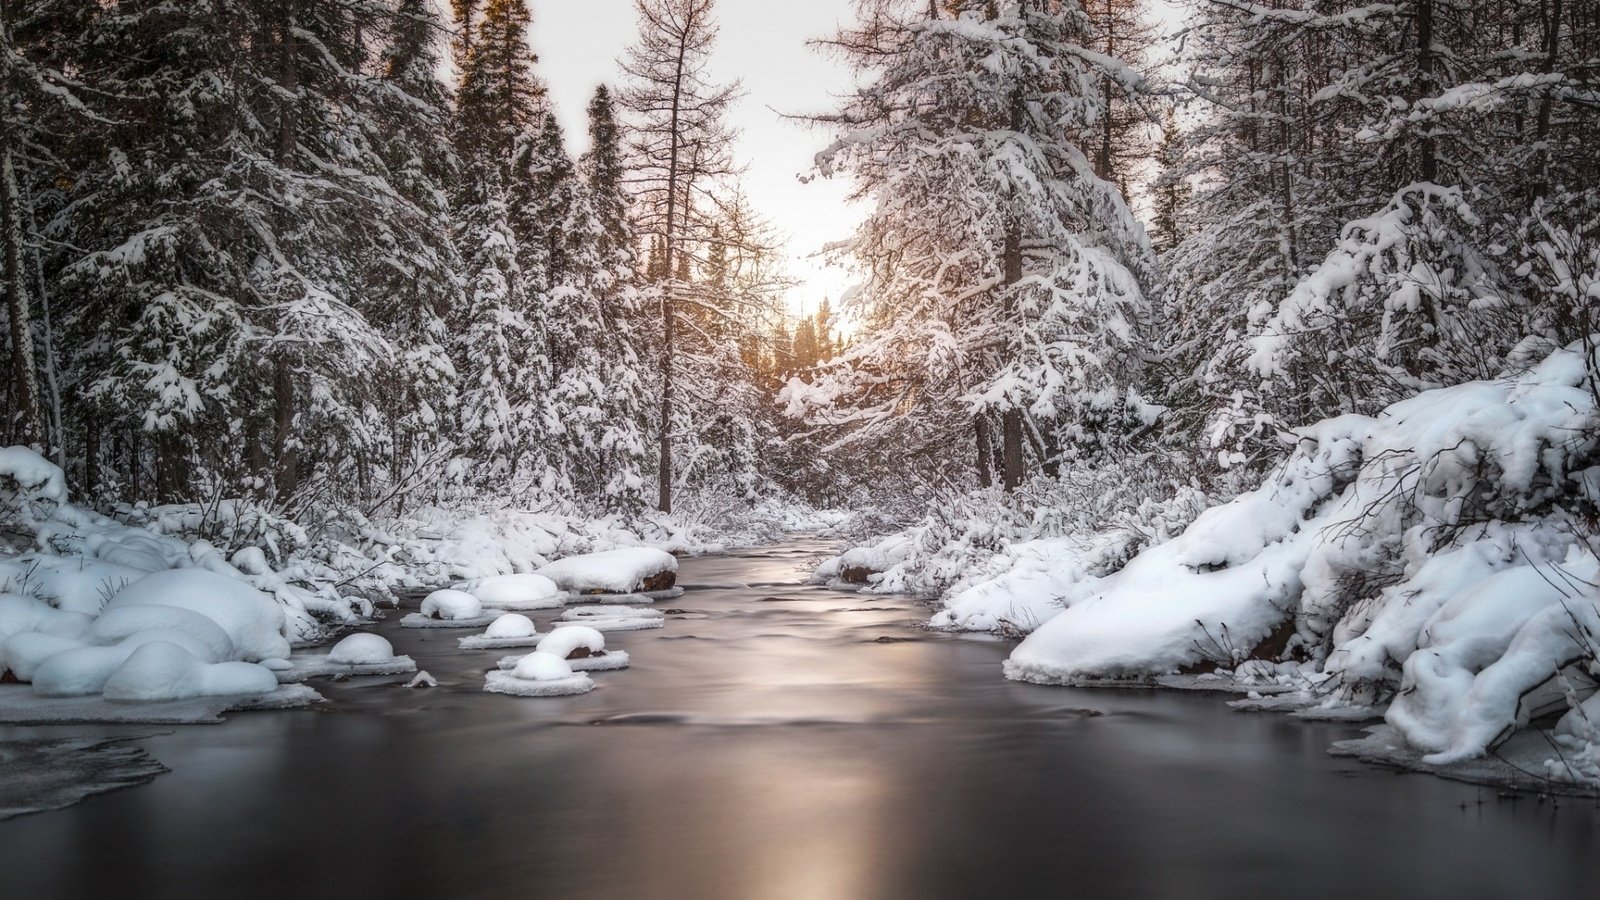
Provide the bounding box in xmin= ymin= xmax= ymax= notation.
xmin=528 ymin=0 xmax=865 ymax=319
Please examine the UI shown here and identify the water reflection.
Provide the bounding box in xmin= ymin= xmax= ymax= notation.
xmin=1 ymin=539 xmax=1597 ymax=898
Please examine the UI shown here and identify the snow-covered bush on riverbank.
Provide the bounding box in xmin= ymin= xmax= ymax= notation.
xmin=979 ymin=345 xmax=1600 ymax=781
xmin=812 ymin=457 xmax=1225 ymax=613
xmin=0 ymin=448 xmax=313 ymax=712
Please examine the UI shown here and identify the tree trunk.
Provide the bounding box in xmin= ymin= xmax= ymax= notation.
xmin=1000 ymin=88 xmax=1027 ymax=494
xmin=272 ymin=2 xmax=300 ymax=503
xmin=128 ymin=428 xmax=142 ymax=500
xmin=1530 ymin=0 xmax=1562 ymax=199
xmin=975 ymin=415 xmax=994 ymax=488
xmin=1000 ymin=222 xmax=1026 ymax=491
xmin=656 ymin=24 xmax=692 ymax=515
xmin=84 ymin=418 xmax=100 ymax=500
xmin=0 ymin=134 xmax=43 ymax=449
xmin=1417 ymin=0 xmax=1437 ymax=182
xmin=156 ymin=432 xmax=187 ymax=504
xmin=274 ymin=358 xmax=298 ymax=502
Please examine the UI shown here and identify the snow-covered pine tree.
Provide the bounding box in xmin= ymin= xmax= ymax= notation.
xmin=1169 ymin=0 xmax=1600 ymax=464
xmin=363 ymin=0 xmax=466 ymax=504
xmin=786 ymin=0 xmax=1155 ymax=493
xmin=51 ymin=0 xmax=452 ymax=509
xmin=48 ymin=0 xmax=260 ymax=503
xmin=0 ymin=0 xmax=95 ymax=454
xmin=450 ymin=0 xmax=558 ymax=497
xmin=533 ymin=85 xmax=653 ymax=513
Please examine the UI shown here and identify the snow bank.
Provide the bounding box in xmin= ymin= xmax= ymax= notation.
xmin=815 ymin=470 xmax=1214 ymax=608
xmin=1007 ymin=348 xmax=1596 ymax=682
xmin=1005 ymin=418 xmax=1363 ymax=682
xmin=0 ymin=683 xmax=321 ymax=724
xmin=536 ymin=548 xmax=677 ymax=595
xmin=919 ymin=344 xmax=1600 ymax=785
xmin=101 ymin=642 xmax=278 ymax=702
xmin=103 ymin=570 xmax=291 ymax=662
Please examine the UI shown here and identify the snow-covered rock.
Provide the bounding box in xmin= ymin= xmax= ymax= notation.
xmin=419 ymin=589 xmax=482 ymax=620
xmin=457 ymin=613 xmax=542 ymax=650
xmin=483 ymin=651 xmax=594 ymax=697
xmin=536 ymin=548 xmax=678 ymax=595
xmin=278 ymin=632 xmax=415 ymax=683
xmin=537 ymin=625 xmax=605 ymax=659
xmin=503 ymin=625 xmax=631 ymax=671
xmin=403 ymin=589 xmax=496 ymax=628
xmin=328 ymin=633 xmax=398 ymax=665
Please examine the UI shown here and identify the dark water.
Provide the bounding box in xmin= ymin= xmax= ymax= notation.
xmin=2 ymin=538 xmax=1597 ymax=900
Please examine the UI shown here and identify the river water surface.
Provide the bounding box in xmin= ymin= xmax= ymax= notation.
xmin=2 ymin=538 xmax=1598 ymax=899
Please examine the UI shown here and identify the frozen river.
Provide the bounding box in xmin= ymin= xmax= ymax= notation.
xmin=2 ymin=538 xmax=1597 ymax=898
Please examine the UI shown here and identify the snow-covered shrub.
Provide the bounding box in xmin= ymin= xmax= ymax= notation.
xmin=815 ymin=452 xmax=1224 ymax=611
xmin=1006 ymin=344 xmax=1599 ymax=682
xmin=975 ymin=341 xmax=1600 ymax=781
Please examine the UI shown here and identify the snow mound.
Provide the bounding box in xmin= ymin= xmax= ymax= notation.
xmin=486 ymin=613 xmax=538 ymax=638
xmin=0 ymin=446 xmax=68 ymax=509
xmin=277 ymin=642 xmax=416 ymax=682
xmin=536 ymin=626 xmax=606 ymax=659
xmin=419 ymin=589 xmax=483 ymax=620
xmin=1 ymin=633 xmax=86 ymax=681
xmin=0 ymin=596 xmax=92 ymax=641
xmin=513 ymin=651 xmax=575 ymax=680
xmin=399 ymin=612 xmax=496 ymax=629
xmin=328 ymin=633 xmax=397 ymax=665
xmin=85 ymin=605 xmax=235 ymax=663
xmin=536 ymin=548 xmax=677 ymax=595
xmin=1 ymin=557 xmax=151 ymax=616
xmin=463 ymin=574 xmax=563 ymax=610
xmin=483 ymin=651 xmax=594 ymax=697
xmin=103 ymin=569 xmax=290 ymax=662
xmin=457 ymin=614 xmax=542 ymax=650
xmin=102 ymin=642 xmax=278 ymax=702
